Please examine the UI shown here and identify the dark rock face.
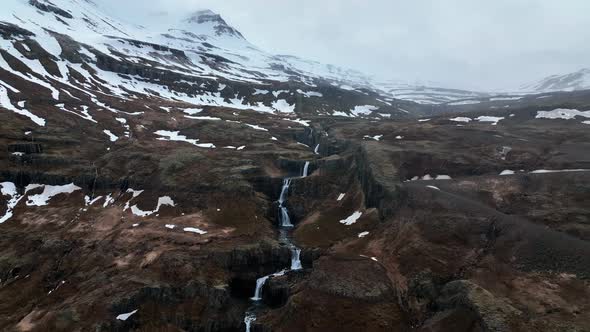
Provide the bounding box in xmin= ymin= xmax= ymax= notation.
xmin=28 ymin=0 xmax=73 ymax=19
xmin=0 ymin=22 xmax=35 ymax=38
xmin=307 ymin=255 xmax=395 ymax=301
xmin=435 ymin=280 xmax=521 ymax=332
xmin=104 ymin=283 xmax=244 ymax=332
xmin=8 ymin=142 xmax=43 ymax=154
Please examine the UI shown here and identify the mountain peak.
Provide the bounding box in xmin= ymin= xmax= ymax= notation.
xmin=183 ymin=9 xmax=244 ymax=40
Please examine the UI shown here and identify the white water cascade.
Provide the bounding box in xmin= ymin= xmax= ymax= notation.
xmin=250 ymin=275 xmax=269 ymax=301
xmin=278 ymin=179 xmax=293 ymax=227
xmin=314 ymin=144 xmax=320 ymax=155
xmin=251 ymin=270 xmax=286 ymax=301
xmin=244 ymin=313 xmax=256 ymax=332
xmin=290 ymin=247 xmax=302 ymax=270
xmin=245 ymin=159 xmax=312 ymax=330
xmin=302 ymin=161 xmax=310 ymax=177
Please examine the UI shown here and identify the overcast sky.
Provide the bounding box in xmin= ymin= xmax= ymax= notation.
xmin=100 ymin=0 xmax=590 ymax=91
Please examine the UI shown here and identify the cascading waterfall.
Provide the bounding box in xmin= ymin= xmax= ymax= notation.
xmin=251 ymin=275 xmax=270 ymax=301
xmin=244 ymin=313 xmax=256 ymax=332
xmin=278 ymin=179 xmax=293 ymax=227
xmin=302 ymin=161 xmax=310 ymax=177
xmin=244 ymin=160 xmax=312 ymax=330
xmin=251 ymin=270 xmax=286 ymax=301
xmin=290 ymin=247 xmax=302 ymax=270
xmin=314 ymin=144 xmax=320 ymax=155
xmin=278 ymin=179 xmax=291 ymax=204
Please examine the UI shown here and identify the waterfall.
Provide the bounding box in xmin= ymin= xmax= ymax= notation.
xmin=278 ymin=179 xmax=294 ymax=227
xmin=246 ymin=152 xmax=314 ymax=328
xmin=279 ymin=206 xmax=293 ymax=227
xmin=302 ymin=161 xmax=310 ymax=177
xmin=290 ymin=247 xmax=302 ymax=270
xmin=251 ymin=270 xmax=286 ymax=301
xmin=251 ymin=275 xmax=270 ymax=301
xmin=314 ymin=144 xmax=320 ymax=155
xmin=278 ymin=179 xmax=291 ymax=204
xmin=244 ymin=313 xmax=256 ymax=332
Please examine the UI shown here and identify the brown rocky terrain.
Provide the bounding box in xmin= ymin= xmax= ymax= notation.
xmin=3 ymin=100 xmax=590 ymax=331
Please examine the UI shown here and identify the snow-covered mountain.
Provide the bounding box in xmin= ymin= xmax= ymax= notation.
xmin=520 ymin=68 xmax=590 ymax=93
xmin=1 ymin=0 xmax=423 ymax=125
xmin=1 ymin=0 xmax=589 ymax=125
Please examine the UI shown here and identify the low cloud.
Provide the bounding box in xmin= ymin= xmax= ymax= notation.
xmin=100 ymin=0 xmax=590 ymax=90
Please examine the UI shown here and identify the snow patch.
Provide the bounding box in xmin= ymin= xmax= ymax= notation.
xmin=154 ymin=130 xmax=215 ymax=148
xmin=363 ymin=135 xmax=383 ymax=141
xmin=450 ymin=117 xmax=472 ymax=123
xmin=339 ymin=211 xmax=362 ymax=226
xmin=130 ymin=196 xmax=175 ymax=217
xmin=103 ymin=130 xmax=118 ymax=142
xmin=536 ymin=108 xmax=590 ymax=120
xmin=271 ymin=99 xmax=295 ymax=113
xmin=245 ymin=124 xmax=268 ymax=131
xmin=296 ymin=89 xmax=323 ymax=98
xmin=351 ymin=105 xmax=379 ymax=116
xmin=116 ymin=310 xmax=138 ymax=321
xmin=282 ymin=118 xmax=310 ymax=127
xmin=0 ymin=182 xmax=23 ymax=223
xmin=0 ymin=86 xmax=46 ymax=126
xmin=476 ymin=116 xmax=504 ymax=125
xmin=25 ymin=184 xmax=81 ymax=207
xmin=184 ymin=115 xmax=222 ymax=121
xmin=183 ymin=227 xmax=207 ymax=234
xmin=531 ymin=169 xmax=589 ymax=174
xmin=183 ymin=108 xmax=203 ymax=115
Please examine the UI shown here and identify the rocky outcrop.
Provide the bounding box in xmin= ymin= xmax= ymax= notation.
xmin=0 ymin=22 xmax=35 ymax=39
xmin=307 ymin=255 xmax=395 ymax=301
xmin=8 ymin=142 xmax=42 ymax=154
xmin=105 ymin=283 xmax=244 ymax=332
xmin=354 ymin=143 xmax=405 ymax=219
xmin=433 ymin=280 xmax=521 ymax=332
xmin=28 ymin=0 xmax=73 ymax=19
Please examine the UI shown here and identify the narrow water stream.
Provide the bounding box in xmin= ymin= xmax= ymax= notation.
xmin=244 ymin=160 xmax=310 ymax=331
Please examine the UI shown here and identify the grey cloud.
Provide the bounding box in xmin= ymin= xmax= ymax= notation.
xmin=99 ymin=0 xmax=590 ymax=90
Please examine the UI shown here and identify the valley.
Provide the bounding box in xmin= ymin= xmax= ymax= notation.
xmin=1 ymin=1 xmax=590 ymax=331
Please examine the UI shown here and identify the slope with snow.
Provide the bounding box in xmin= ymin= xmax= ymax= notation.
xmin=0 ymin=0 xmax=402 ymax=125
xmin=521 ymin=68 xmax=590 ymax=93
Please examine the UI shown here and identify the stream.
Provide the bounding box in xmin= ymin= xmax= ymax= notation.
xmin=244 ymin=160 xmax=310 ymax=331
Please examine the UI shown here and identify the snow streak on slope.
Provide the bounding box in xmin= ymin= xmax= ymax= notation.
xmin=521 ymin=68 xmax=590 ymax=93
